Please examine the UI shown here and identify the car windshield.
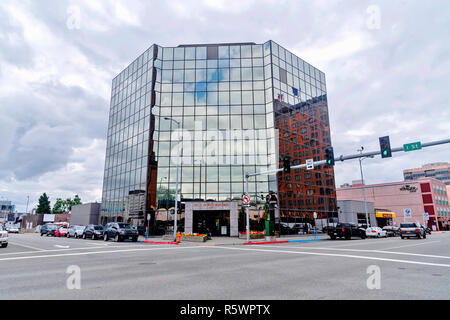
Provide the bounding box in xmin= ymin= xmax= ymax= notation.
xmin=94 ymin=226 xmax=104 ymax=230
xmin=117 ymin=223 xmax=132 ymax=229
xmin=400 ymin=223 xmax=416 ymax=228
xmin=76 ymin=226 xmax=85 ymax=230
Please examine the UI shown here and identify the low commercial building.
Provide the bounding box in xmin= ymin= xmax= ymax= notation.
xmin=337 ymin=178 xmax=450 ymax=231
xmin=337 ymin=200 xmax=377 ymax=227
xmin=70 ymin=203 xmax=101 ymax=226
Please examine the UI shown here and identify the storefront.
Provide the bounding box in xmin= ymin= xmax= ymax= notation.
xmin=375 ymin=211 xmax=396 ymax=227
xmin=185 ymin=202 xmax=239 ymax=237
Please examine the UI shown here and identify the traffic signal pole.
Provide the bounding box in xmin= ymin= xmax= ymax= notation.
xmin=243 ymin=138 xmax=450 ymax=238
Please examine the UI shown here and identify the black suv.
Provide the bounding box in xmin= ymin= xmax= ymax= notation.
xmin=103 ymin=223 xmax=138 ymax=242
xmin=328 ymin=223 xmax=366 ymax=240
xmin=41 ymin=224 xmax=58 ymax=236
xmin=83 ymin=225 xmax=104 ymax=240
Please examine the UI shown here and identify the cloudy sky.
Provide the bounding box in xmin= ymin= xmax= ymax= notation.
xmin=1 ymin=0 xmax=449 ymax=212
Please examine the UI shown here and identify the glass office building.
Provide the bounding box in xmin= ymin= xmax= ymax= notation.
xmin=101 ymin=41 xmax=336 ymax=234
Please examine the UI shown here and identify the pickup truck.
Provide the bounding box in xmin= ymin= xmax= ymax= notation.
xmin=328 ymin=223 xmax=366 ymax=240
xmin=399 ymin=222 xmax=426 ymax=239
xmin=0 ymin=224 xmax=8 ymax=248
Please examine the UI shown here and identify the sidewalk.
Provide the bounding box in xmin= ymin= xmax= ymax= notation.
xmin=138 ymin=233 xmax=328 ymax=246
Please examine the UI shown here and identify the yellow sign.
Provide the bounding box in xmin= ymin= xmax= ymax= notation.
xmin=375 ymin=211 xmax=396 ymax=218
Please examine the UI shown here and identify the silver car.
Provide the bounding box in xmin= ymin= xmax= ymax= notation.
xmin=67 ymin=225 xmax=86 ymax=238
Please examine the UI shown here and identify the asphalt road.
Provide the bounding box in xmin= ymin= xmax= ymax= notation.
xmin=1 ymin=232 xmax=449 ymax=299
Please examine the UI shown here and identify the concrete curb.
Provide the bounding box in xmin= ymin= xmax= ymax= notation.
xmin=138 ymin=240 xmax=179 ymax=245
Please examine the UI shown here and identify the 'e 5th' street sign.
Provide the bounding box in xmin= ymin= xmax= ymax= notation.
xmin=403 ymin=141 xmax=422 ymax=152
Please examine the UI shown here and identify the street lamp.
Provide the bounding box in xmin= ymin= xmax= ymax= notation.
xmin=164 ymin=117 xmax=181 ymax=242
xmin=357 ymin=146 xmax=374 ymax=228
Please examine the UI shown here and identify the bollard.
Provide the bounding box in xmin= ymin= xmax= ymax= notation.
xmin=145 ymin=226 xmax=148 ymax=240
xmin=176 ymin=232 xmax=181 ymax=243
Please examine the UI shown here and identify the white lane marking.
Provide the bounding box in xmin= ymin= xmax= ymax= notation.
xmin=379 ymin=241 xmax=441 ymax=251
xmin=210 ymin=246 xmax=450 ymax=268
xmin=258 ymin=245 xmax=450 ymax=260
xmin=0 ymin=245 xmax=206 ymax=262
xmin=54 ymin=245 xmax=70 ymax=248
xmin=7 ymin=242 xmax=46 ymax=252
xmin=322 ymin=239 xmax=398 ymax=248
xmin=0 ymin=244 xmax=149 ymax=256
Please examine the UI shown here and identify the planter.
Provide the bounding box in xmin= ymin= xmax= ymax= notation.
xmin=181 ymin=235 xmax=207 ymax=242
xmin=239 ymin=232 xmax=265 ymax=239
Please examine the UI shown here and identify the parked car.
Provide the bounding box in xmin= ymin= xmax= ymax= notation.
xmin=6 ymin=225 xmax=19 ymax=233
xmin=67 ymin=225 xmax=86 ymax=238
xmin=83 ymin=225 xmax=105 ymax=240
xmin=400 ymin=222 xmax=426 ymax=239
xmin=0 ymin=224 xmax=8 ymax=248
xmin=382 ymin=226 xmax=400 ymax=237
xmin=40 ymin=224 xmax=58 ymax=236
xmin=55 ymin=227 xmax=68 ymax=237
xmin=366 ymin=227 xmax=388 ymax=238
xmin=103 ymin=223 xmax=138 ymax=242
xmin=328 ymin=223 xmax=366 ymax=240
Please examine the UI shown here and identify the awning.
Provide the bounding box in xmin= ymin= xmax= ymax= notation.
xmin=376 ymin=211 xmax=396 ymax=218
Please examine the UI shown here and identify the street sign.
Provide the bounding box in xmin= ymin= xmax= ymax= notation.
xmin=306 ymin=158 xmax=314 ymax=170
xmin=403 ymin=141 xmax=422 ymax=152
xmin=404 ymin=208 xmax=412 ymax=217
xmin=243 ymin=194 xmax=250 ymax=204
xmin=313 ymin=212 xmax=317 ymax=219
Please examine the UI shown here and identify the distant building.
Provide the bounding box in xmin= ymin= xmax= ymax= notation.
xmin=70 ymin=203 xmax=101 ymax=226
xmin=404 ymin=162 xmax=450 ymax=185
xmin=0 ymin=200 xmax=15 ymax=221
xmin=337 ymin=178 xmax=450 ymax=231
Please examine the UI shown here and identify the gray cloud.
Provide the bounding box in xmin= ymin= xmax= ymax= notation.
xmin=0 ymin=0 xmax=449 ymax=211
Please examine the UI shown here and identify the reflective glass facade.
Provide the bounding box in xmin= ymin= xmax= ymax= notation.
xmin=101 ymin=41 xmax=336 ymax=231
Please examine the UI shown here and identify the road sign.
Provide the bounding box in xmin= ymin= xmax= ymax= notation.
xmin=243 ymin=194 xmax=250 ymax=204
xmin=403 ymin=141 xmax=422 ymax=152
xmin=404 ymin=208 xmax=412 ymax=217
xmin=313 ymin=212 xmax=317 ymax=219
xmin=306 ymin=158 xmax=314 ymax=170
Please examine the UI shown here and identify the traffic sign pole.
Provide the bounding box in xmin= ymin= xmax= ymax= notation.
xmin=245 ymin=177 xmax=250 ymax=243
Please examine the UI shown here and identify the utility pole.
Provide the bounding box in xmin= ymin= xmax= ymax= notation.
xmin=357 ymin=147 xmax=370 ymax=228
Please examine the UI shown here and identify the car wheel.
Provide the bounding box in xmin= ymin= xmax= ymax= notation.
xmin=104 ymin=234 xmax=108 ymax=241
xmin=401 ymin=236 xmax=405 ymax=239
xmin=115 ymin=234 xmax=120 ymax=242
xmin=1 ymin=243 xmax=7 ymax=248
xmin=330 ymin=235 xmax=336 ymax=240
xmin=82 ymin=233 xmax=86 ymax=239
xmin=423 ymin=233 xmax=426 ymax=239
xmin=417 ymin=233 xmax=421 ymax=239
xmin=67 ymin=233 xmax=70 ymax=238
xmin=92 ymin=234 xmax=95 ymax=240
xmin=40 ymin=233 xmax=44 ymax=236
xmin=132 ymin=237 xmax=138 ymax=242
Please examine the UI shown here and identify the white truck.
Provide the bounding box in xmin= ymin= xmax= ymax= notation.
xmin=0 ymin=224 xmax=8 ymax=248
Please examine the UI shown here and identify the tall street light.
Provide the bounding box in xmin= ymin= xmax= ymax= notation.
xmin=164 ymin=117 xmax=181 ymax=241
xmin=357 ymin=147 xmax=374 ymax=228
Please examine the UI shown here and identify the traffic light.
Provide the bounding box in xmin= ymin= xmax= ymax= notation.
xmin=282 ymin=156 xmax=291 ymax=173
xmin=379 ymin=136 xmax=392 ymax=158
xmin=325 ymin=147 xmax=335 ymax=167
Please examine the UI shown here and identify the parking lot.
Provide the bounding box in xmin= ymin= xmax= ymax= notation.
xmin=1 ymin=232 xmax=449 ymax=299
